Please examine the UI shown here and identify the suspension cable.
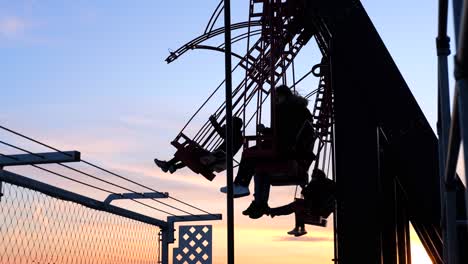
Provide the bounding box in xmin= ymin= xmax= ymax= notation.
xmin=0 ymin=141 xmax=188 ymax=215
xmin=0 ymin=126 xmax=216 ymax=216
xmin=0 ymin=151 xmax=176 ymax=216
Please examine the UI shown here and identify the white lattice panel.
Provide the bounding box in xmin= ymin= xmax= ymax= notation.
xmin=173 ymin=225 xmax=212 ymax=264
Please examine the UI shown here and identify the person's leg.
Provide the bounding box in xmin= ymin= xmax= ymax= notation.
xmin=270 ymin=201 xmax=297 ymax=217
xmin=167 ymin=161 xmax=186 ymax=174
xmin=288 ymin=208 xmax=307 ymax=236
xmin=220 ymin=147 xmax=257 ymax=197
xmin=233 ymin=151 xmax=256 ymax=187
xmin=296 ymin=211 xmax=305 ymax=229
xmin=243 ymin=174 xmax=271 ymax=219
xmin=166 ymin=157 xmax=180 ymax=167
xmin=295 ymin=212 xmax=307 ymax=236
xmin=154 ymin=157 xmax=176 ymax=173
xmin=253 ymin=173 xmax=270 ymax=204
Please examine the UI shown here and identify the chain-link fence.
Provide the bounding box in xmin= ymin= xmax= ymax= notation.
xmin=0 ymin=182 xmax=160 ymax=264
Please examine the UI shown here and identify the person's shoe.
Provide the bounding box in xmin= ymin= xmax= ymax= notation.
xmin=220 ymin=184 xmax=250 ymax=198
xmin=246 ymin=202 xmax=269 ymax=219
xmin=294 ymin=226 xmax=307 ymax=237
xmin=242 ymin=201 xmax=257 ymax=216
xmin=168 ymin=165 xmax=177 ymax=174
xmin=269 ymin=210 xmax=277 ymax=218
xmin=287 ymin=226 xmax=307 ymax=237
xmin=287 ymin=227 xmax=297 ymax=235
xmin=154 ymin=159 xmax=169 ymax=173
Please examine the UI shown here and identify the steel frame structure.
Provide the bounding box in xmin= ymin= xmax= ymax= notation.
xmin=437 ymin=0 xmax=468 ymax=263
xmin=166 ymin=0 xmax=468 ymax=263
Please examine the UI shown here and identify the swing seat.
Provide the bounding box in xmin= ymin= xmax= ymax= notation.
xmin=255 ymin=158 xmax=309 ymax=186
xmin=303 ymin=215 xmax=328 ymax=227
xmin=243 ymin=120 xmax=317 ymax=186
xmin=200 ymin=150 xmax=227 ymax=172
xmin=171 ymin=133 xmax=217 ymax=181
xmin=299 ymin=192 xmax=335 ymax=227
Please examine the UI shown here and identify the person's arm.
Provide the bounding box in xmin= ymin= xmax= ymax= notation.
xmin=209 ymin=115 xmax=225 ymax=138
xmin=257 ymin=123 xmax=272 ymax=135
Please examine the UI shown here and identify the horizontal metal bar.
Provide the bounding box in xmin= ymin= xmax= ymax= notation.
xmin=167 ymin=214 xmax=222 ymax=223
xmin=0 ymin=170 xmax=167 ymax=228
xmin=104 ymin=192 xmax=169 ymax=204
xmin=0 ymin=151 xmax=80 ymax=167
xmin=457 ymin=220 xmax=468 ymax=225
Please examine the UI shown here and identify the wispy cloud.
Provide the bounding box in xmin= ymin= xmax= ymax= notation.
xmin=0 ymin=16 xmax=27 ymax=38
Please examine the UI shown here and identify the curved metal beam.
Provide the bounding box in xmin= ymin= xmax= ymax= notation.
xmin=218 ymin=29 xmax=262 ymax=48
xmin=205 ymin=0 xmax=224 ymax=34
xmin=192 ymin=45 xmax=245 ymax=61
xmin=166 ymin=20 xmax=262 ymax=63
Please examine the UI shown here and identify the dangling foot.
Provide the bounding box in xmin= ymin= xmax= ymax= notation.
xmin=168 ymin=165 xmax=177 ymax=174
xmin=287 ymin=227 xmax=297 ymax=235
xmin=154 ymin=159 xmax=170 ymax=173
xmin=287 ymin=226 xmax=307 ymax=237
xmin=242 ymin=201 xmax=270 ymax=219
xmin=269 ymin=210 xmax=277 ymax=218
xmin=294 ymin=226 xmax=307 ymax=237
xmin=242 ymin=201 xmax=256 ymax=216
xmin=220 ymin=184 xmax=250 ymax=198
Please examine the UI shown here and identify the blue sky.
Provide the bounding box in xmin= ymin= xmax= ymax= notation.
xmin=0 ymin=0 xmax=457 ymax=263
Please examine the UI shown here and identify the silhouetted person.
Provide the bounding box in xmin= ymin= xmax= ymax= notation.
xmin=268 ymin=169 xmax=336 ymax=236
xmin=154 ymin=116 xmax=243 ymax=174
xmin=220 ymin=85 xmax=314 ymax=202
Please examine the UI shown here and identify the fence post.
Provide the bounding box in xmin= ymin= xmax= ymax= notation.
xmin=161 ymin=222 xmax=175 ymax=264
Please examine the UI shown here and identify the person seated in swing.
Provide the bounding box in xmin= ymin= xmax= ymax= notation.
xmin=268 ymin=168 xmax=336 ymax=237
xmin=220 ymin=85 xmax=315 ymax=200
xmin=154 ymin=116 xmax=244 ymax=174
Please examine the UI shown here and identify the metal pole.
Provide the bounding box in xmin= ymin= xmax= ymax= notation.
xmin=436 ymin=0 xmax=457 ymax=263
xmin=223 ymin=0 xmax=235 ymax=264
xmin=161 ymin=229 xmax=169 ymax=264
xmin=454 ymin=0 xmax=468 ymax=252
xmin=0 ymin=179 xmax=3 ymax=202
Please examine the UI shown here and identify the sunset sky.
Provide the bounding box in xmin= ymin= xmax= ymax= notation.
xmin=0 ymin=0 xmax=459 ymax=263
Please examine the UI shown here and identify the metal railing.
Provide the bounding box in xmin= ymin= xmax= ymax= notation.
xmin=0 ymin=178 xmax=159 ymax=264
xmin=0 ymin=126 xmax=222 ymax=264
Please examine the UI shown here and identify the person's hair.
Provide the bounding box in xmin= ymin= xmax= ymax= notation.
xmin=233 ymin=117 xmax=243 ymax=128
xmin=312 ymin=168 xmax=326 ymax=179
xmin=276 ymin=85 xmax=293 ymax=97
